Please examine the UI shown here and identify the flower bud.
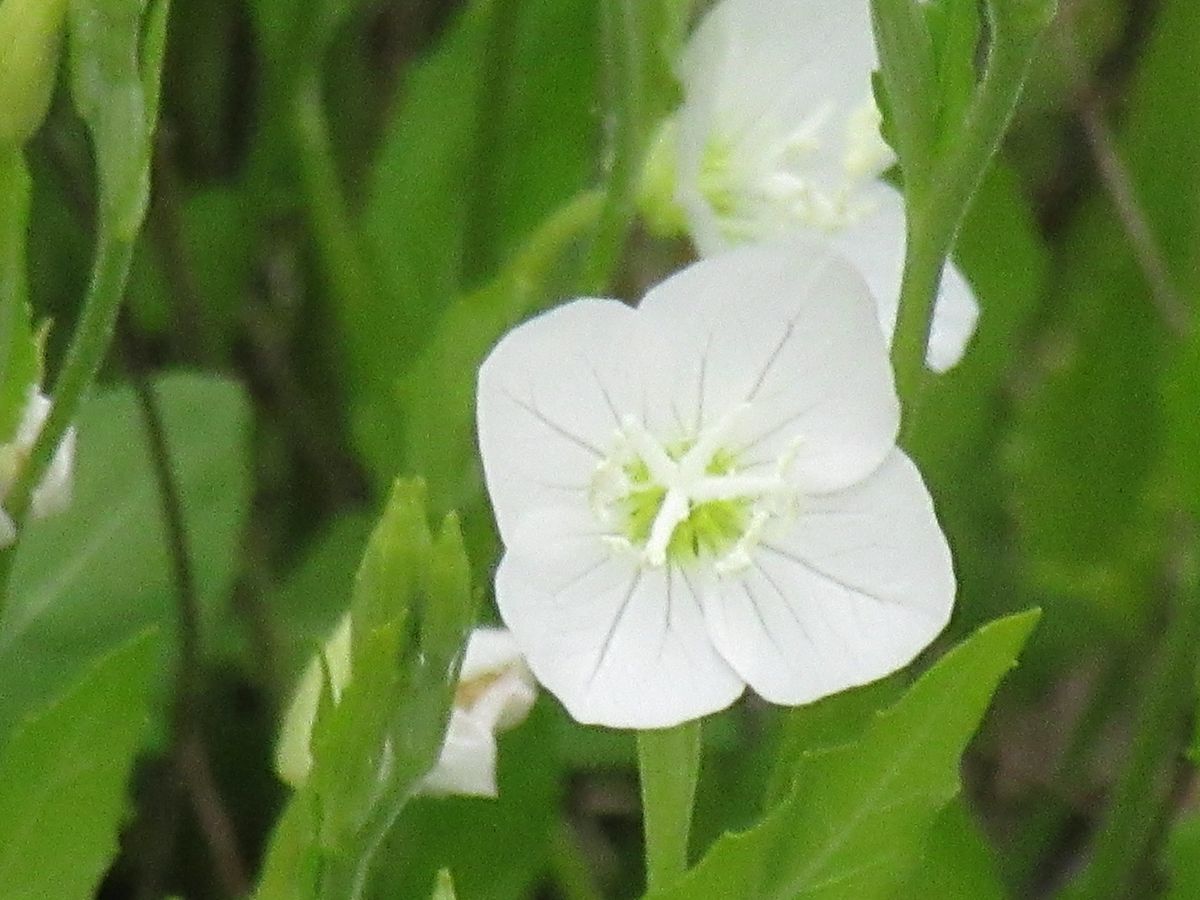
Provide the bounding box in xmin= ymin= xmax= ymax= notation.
xmin=0 ymin=0 xmax=70 ymax=146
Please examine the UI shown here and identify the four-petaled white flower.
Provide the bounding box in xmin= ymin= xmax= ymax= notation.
xmin=478 ymin=241 xmax=955 ymax=729
xmin=276 ymin=622 xmax=537 ymax=799
xmin=644 ymin=0 xmax=978 ymax=373
xmin=0 ymin=389 xmax=77 ymax=548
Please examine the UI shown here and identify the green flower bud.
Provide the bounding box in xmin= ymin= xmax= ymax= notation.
xmin=0 ymin=0 xmax=70 ymax=146
xmin=637 ymin=116 xmax=689 ymax=238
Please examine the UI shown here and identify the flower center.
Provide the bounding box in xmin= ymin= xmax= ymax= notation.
xmin=590 ymin=408 xmax=796 ymax=571
xmin=701 ymin=95 xmax=895 ymax=240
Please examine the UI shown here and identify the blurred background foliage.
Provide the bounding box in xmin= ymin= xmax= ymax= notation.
xmin=4 ymin=0 xmax=1200 ymax=896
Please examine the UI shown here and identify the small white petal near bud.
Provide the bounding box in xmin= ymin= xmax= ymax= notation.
xmin=275 ymin=622 xmax=536 ymax=799
xmin=0 ymin=389 xmax=77 ymax=547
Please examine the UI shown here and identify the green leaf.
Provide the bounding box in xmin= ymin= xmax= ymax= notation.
xmin=67 ymin=0 xmax=162 ymax=241
xmin=893 ymin=800 xmax=1007 ymax=900
xmin=764 ymin=676 xmax=905 ymax=809
xmin=0 ymin=630 xmax=158 ymax=900
xmin=0 ymin=375 xmax=251 ymax=740
xmin=648 ymin=611 xmax=1040 ymax=900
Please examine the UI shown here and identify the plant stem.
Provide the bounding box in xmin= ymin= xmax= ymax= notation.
xmin=889 ymin=4 xmax=1044 ymax=410
xmin=638 ymin=720 xmax=702 ymax=893
xmin=5 ymin=230 xmax=134 ymax=528
xmin=0 ymin=147 xmax=29 ymax=416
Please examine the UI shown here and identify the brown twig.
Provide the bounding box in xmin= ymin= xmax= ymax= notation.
xmin=1056 ymin=1 xmax=1193 ymax=338
xmin=122 ymin=323 xmax=251 ymax=898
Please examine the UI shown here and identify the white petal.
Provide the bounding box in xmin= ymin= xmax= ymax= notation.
xmin=700 ymin=450 xmax=954 ymax=705
xmin=421 ymin=708 xmax=500 ymax=798
xmin=466 ymin=668 xmax=538 ymax=734
xmin=30 ymin=424 xmax=75 ymax=519
xmin=638 ymin=240 xmax=900 ymax=493
xmin=831 ymin=185 xmax=979 ymax=373
xmin=15 ymin=390 xmax=50 ymax=447
xmin=675 ymin=0 xmax=883 ymax=253
xmin=680 ymin=0 xmax=877 ymax=149
xmin=476 ymin=298 xmax=672 ymax=540
xmin=9 ymin=392 xmax=78 ymax=522
xmin=459 ymin=627 xmax=526 ymax=683
xmin=495 ymin=506 xmax=744 ymax=729
xmin=928 ymin=261 xmax=980 ymax=372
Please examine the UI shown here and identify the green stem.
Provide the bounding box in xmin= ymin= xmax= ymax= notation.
xmin=6 ymin=231 xmax=134 ymax=527
xmin=580 ymin=0 xmax=650 ymax=293
xmin=638 ymin=720 xmax=702 ymax=893
xmin=889 ymin=5 xmax=1044 ymax=410
xmin=0 ymin=147 xmax=30 ymax=416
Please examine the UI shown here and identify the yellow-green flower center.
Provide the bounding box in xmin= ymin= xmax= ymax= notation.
xmin=619 ymin=447 xmax=751 ymax=564
xmin=591 ymin=414 xmax=793 ymax=571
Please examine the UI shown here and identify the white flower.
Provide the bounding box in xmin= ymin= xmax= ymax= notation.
xmin=275 ymin=622 xmax=537 ymax=799
xmin=477 ymin=240 xmax=955 ymax=729
xmin=648 ymin=0 xmax=978 ymax=373
xmin=0 ymin=388 xmax=77 ymax=547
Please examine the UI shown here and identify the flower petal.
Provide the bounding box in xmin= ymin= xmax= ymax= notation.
xmin=700 ymin=450 xmax=954 ymax=705
xmin=495 ymin=506 xmax=744 ymax=729
xmin=639 ymin=240 xmax=899 ymax=493
xmin=675 ymin=0 xmax=885 ymax=255
xmin=831 ymin=185 xmax=979 ymax=373
xmin=459 ymin=627 xmax=527 ymax=683
xmin=477 ymin=298 xmax=669 ymax=540
xmin=421 ymin=708 xmax=501 ymax=798
xmin=679 ymin=0 xmax=877 ymax=155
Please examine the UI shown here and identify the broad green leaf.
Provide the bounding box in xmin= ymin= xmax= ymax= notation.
xmin=67 ymin=0 xmax=161 ymax=241
xmin=765 ymin=676 xmax=905 ymax=809
xmin=893 ymin=800 xmax=1007 ymax=900
xmin=0 ymin=630 xmax=158 ymax=900
xmin=0 ymin=374 xmax=251 ymax=739
xmin=0 ymin=150 xmax=40 ymax=437
xmin=649 ymin=611 xmax=1040 ymax=900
